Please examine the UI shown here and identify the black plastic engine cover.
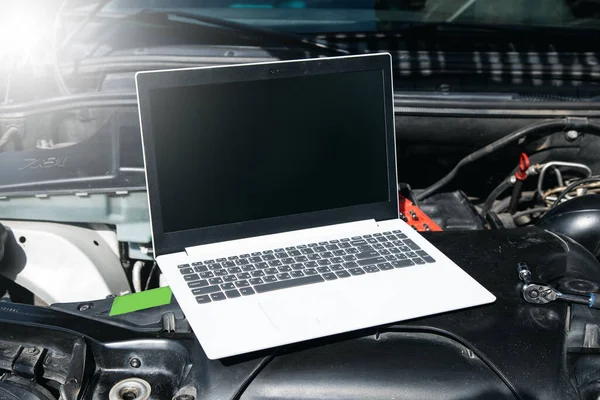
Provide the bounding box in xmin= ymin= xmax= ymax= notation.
xmin=418 ymin=190 xmax=486 ymax=230
xmin=538 ymin=194 xmax=600 ymax=258
xmin=0 ymin=112 xmax=145 ymax=197
xmin=4 ymin=228 xmax=600 ymax=400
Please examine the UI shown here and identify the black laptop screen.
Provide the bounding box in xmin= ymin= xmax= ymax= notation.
xmin=149 ymin=69 xmax=390 ymax=234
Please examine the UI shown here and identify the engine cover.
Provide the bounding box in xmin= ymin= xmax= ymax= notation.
xmin=538 ymin=194 xmax=600 ymax=258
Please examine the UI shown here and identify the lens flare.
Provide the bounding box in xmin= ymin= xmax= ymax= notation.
xmin=0 ymin=1 xmax=54 ymax=62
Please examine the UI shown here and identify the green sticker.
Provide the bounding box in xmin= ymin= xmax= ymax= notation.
xmin=110 ymin=287 xmax=172 ymax=316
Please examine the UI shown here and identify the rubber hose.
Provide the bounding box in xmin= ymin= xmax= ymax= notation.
xmin=416 ymin=118 xmax=600 ymax=201
xmin=509 ymin=179 xmax=524 ymax=214
xmin=481 ymin=178 xmax=514 ymax=217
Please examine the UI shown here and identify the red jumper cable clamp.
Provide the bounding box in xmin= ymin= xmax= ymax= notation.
xmin=398 ymin=195 xmax=442 ymax=232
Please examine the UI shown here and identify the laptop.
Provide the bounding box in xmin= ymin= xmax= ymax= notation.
xmin=136 ymin=53 xmax=495 ymax=360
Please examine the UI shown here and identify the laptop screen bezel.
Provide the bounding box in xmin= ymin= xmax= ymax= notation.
xmin=136 ymin=53 xmax=398 ymax=256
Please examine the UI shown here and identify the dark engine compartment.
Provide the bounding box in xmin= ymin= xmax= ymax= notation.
xmin=2 ymin=80 xmax=600 ymax=400
xmin=1 ymin=228 xmax=600 ymax=399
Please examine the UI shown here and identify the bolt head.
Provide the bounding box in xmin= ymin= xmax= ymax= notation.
xmin=566 ymin=130 xmax=579 ymax=140
xmin=518 ymin=269 xmax=531 ymax=281
xmin=129 ymin=357 xmax=141 ymax=368
xmin=530 ymin=289 xmax=539 ymax=299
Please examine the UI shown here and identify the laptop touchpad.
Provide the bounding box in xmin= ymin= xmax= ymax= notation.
xmin=259 ymin=298 xmax=321 ymax=335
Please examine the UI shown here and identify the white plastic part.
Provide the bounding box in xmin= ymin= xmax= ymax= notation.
xmin=0 ymin=220 xmax=131 ymax=304
xmin=90 ymin=223 xmax=120 ymax=257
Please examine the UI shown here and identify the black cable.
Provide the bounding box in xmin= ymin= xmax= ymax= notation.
xmin=481 ymin=177 xmax=514 ymax=217
xmin=508 ymin=179 xmax=524 ymax=214
xmin=229 ymin=325 xmax=522 ymax=400
xmin=231 ymin=325 xmax=523 ymax=400
xmin=230 ymin=326 xmax=522 ymax=400
xmin=144 ymin=262 xmax=157 ymax=291
xmin=485 ymin=211 xmax=506 ymax=229
xmin=416 ymin=118 xmax=600 ymax=201
xmin=386 ymin=325 xmax=523 ymax=400
xmin=230 ymin=351 xmax=279 ymax=400
xmin=551 ymin=176 xmax=600 ymax=208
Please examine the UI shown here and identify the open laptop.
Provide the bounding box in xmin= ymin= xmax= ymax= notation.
xmin=136 ymin=53 xmax=495 ymax=360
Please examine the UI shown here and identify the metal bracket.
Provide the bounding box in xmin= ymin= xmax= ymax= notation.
xmin=12 ymin=346 xmax=46 ymax=379
xmin=59 ymin=339 xmax=87 ymax=400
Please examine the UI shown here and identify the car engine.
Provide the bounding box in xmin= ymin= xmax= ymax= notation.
xmin=2 ymin=102 xmax=600 ymax=399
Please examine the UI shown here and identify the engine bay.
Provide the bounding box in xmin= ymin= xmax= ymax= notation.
xmin=1 ymin=4 xmax=600 ymax=394
xmin=0 ymin=14 xmax=600 ymax=400
xmin=1 ymin=102 xmax=600 ymax=398
xmin=0 ymin=228 xmax=599 ymax=399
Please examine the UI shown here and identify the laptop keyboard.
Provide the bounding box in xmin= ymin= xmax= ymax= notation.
xmin=177 ymin=230 xmax=435 ymax=304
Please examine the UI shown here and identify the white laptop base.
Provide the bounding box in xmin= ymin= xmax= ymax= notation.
xmin=159 ymin=218 xmax=495 ymax=360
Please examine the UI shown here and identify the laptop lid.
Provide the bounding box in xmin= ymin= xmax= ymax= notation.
xmin=136 ymin=53 xmax=398 ymax=256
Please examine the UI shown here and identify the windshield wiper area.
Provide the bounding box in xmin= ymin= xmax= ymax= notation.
xmin=117 ymin=9 xmax=348 ymax=57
